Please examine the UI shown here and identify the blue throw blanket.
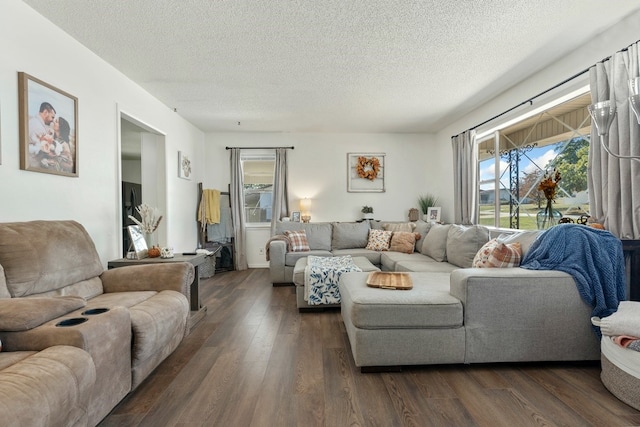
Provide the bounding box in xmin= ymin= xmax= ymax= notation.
xmin=520 ymin=224 xmax=626 ymax=336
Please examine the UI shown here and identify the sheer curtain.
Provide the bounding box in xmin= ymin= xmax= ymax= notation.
xmin=270 ymin=148 xmax=289 ymax=236
xmin=588 ymin=41 xmax=640 ymax=239
xmin=230 ymin=148 xmax=248 ymax=270
xmin=451 ymin=130 xmax=478 ymax=225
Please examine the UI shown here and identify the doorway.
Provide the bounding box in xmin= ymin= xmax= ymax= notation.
xmin=119 ymin=113 xmax=166 ymax=256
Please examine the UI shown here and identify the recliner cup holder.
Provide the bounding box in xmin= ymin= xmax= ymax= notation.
xmin=82 ymin=308 xmax=110 ymax=315
xmin=56 ymin=317 xmax=88 ymax=327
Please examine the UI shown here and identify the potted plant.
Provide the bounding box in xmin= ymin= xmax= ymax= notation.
xmin=417 ymin=194 xmax=438 ymax=221
xmin=361 ymin=205 xmax=374 ymax=220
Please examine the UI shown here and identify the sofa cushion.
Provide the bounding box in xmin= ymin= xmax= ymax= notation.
xmin=285 ymin=250 xmax=332 ymax=267
xmin=380 ymin=251 xmax=432 ymax=271
xmin=383 ymin=222 xmax=417 ymax=232
xmin=331 ymin=221 xmax=370 ymax=249
xmin=339 ymin=272 xmax=462 ymax=329
xmin=276 ymin=222 xmax=332 ymax=251
xmin=394 ymin=260 xmax=458 ymax=273
xmin=389 ymin=232 xmax=419 ymax=254
xmin=284 ymin=230 xmax=310 ymax=252
xmin=413 ymin=221 xmax=431 ymax=253
xmin=365 ymin=229 xmax=392 ymax=251
xmin=0 ymin=221 xmax=104 ymax=297
xmin=421 ymin=223 xmax=451 ymax=262
xmin=0 ymin=296 xmax=86 ymax=331
xmin=446 ymin=225 xmax=490 ymax=268
xmin=331 ymin=249 xmax=382 ymax=266
xmin=473 ymin=238 xmax=522 ymax=268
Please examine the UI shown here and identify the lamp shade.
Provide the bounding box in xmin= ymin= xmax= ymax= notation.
xmin=300 ymin=198 xmax=311 ymax=223
xmin=300 ymin=198 xmax=311 ymax=214
xmin=588 ymin=100 xmax=616 ymax=137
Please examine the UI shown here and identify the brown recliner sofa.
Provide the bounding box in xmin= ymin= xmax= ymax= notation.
xmin=0 ymin=345 xmax=96 ymax=426
xmin=0 ymin=220 xmax=193 ymax=426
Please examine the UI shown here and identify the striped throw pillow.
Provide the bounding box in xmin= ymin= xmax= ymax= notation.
xmin=284 ymin=230 xmax=310 ymax=252
xmin=472 ymin=238 xmax=522 ymax=268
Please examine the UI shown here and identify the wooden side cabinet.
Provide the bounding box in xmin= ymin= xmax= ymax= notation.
xmin=107 ymin=253 xmax=207 ymax=330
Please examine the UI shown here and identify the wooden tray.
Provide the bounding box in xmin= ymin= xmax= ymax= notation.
xmin=366 ymin=272 xmax=413 ymax=290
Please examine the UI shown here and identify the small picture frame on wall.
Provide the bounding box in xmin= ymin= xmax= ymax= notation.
xmin=18 ymin=72 xmax=78 ymax=177
xmin=291 ymin=211 xmax=301 ymax=222
xmin=427 ymin=207 xmax=442 ymax=223
xmin=178 ymin=150 xmax=192 ymax=179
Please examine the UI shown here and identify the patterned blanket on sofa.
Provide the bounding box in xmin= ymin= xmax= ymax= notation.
xmin=304 ymin=255 xmax=362 ymax=305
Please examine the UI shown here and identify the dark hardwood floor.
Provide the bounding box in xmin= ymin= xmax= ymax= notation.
xmin=100 ymin=268 xmax=640 ymax=427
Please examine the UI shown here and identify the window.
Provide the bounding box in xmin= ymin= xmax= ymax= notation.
xmin=477 ymin=92 xmax=592 ymax=230
xmin=241 ymin=154 xmax=275 ymax=224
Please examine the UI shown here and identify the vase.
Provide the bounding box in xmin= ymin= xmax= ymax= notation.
xmin=536 ymin=201 xmax=562 ymax=230
xmin=144 ymin=232 xmax=156 ymax=249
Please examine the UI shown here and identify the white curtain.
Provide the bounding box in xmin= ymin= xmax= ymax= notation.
xmin=270 ymin=148 xmax=289 ymax=236
xmin=588 ymin=41 xmax=640 ymax=239
xmin=451 ymin=130 xmax=478 ymax=225
xmin=230 ymin=148 xmax=248 ymax=270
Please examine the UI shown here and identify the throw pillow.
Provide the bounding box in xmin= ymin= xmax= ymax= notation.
xmin=472 ymin=238 xmax=522 ymax=268
xmin=496 ymin=230 xmax=540 ymax=258
xmin=446 ymin=224 xmax=490 ymax=268
xmin=421 ymin=223 xmax=451 ymax=261
xmin=365 ymin=229 xmax=393 ymax=251
xmin=389 ymin=232 xmax=420 ymax=254
xmin=284 ymin=230 xmax=310 ymax=252
xmin=383 ymin=222 xmax=417 ymax=232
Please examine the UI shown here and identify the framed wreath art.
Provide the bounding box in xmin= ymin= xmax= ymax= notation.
xmin=347 ymin=152 xmax=385 ymax=192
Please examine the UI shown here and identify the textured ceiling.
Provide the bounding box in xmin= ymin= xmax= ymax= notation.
xmin=23 ymin=0 xmax=640 ymax=134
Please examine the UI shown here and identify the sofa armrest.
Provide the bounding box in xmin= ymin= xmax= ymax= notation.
xmin=0 ymin=306 xmax=133 ymax=424
xmin=449 ymin=268 xmax=599 ymax=363
xmin=100 ymin=262 xmax=193 ymax=296
xmin=269 ymin=240 xmax=287 ymax=283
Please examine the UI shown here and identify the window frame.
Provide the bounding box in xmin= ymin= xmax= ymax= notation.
xmin=240 ymin=152 xmax=276 ymax=227
xmin=475 ymin=86 xmax=592 ymax=231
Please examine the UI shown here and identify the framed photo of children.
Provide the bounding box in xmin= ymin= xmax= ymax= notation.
xmin=18 ymin=72 xmax=78 ymax=177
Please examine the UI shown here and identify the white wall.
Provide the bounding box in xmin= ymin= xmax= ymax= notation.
xmin=0 ymin=0 xmax=205 ymax=265
xmin=203 ymin=132 xmax=435 ymax=267
xmin=431 ymin=10 xmax=640 ymax=222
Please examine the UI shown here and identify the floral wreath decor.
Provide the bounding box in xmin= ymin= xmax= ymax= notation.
xmin=356 ymin=156 xmax=380 ymax=181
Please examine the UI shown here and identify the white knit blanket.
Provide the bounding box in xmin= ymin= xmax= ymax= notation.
xmin=304 ymin=256 xmax=362 ymax=306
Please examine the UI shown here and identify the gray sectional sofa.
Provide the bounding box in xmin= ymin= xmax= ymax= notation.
xmin=268 ymin=220 xmax=601 ymax=369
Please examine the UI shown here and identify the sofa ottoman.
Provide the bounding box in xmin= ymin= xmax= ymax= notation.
xmin=339 ymin=272 xmax=465 ymax=369
xmin=294 ymin=256 xmax=380 ymax=311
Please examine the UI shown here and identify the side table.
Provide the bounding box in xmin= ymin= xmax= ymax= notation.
xmin=107 ymin=253 xmax=207 ymax=330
